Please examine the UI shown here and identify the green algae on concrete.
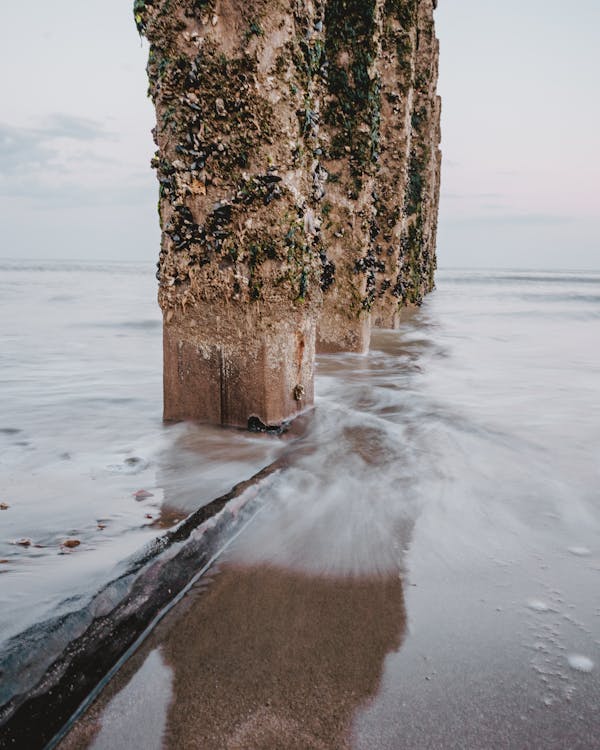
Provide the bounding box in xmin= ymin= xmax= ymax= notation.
xmin=135 ymin=0 xmax=441 ymax=422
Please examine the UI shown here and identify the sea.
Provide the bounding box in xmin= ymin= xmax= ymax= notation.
xmin=1 ymin=260 xmax=599 ymax=747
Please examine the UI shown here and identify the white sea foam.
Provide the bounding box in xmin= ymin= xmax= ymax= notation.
xmin=567 ymin=654 xmax=594 ymax=673
xmin=567 ymin=546 xmax=592 ymax=557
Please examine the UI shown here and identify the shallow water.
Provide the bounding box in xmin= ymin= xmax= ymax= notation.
xmin=0 ymin=260 xmax=282 ymax=648
xmin=49 ymin=265 xmax=600 ymax=749
xmin=2 ymin=263 xmax=600 ymax=747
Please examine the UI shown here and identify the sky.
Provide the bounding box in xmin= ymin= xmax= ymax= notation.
xmin=436 ymin=0 xmax=600 ymax=269
xmin=0 ymin=0 xmax=598 ymax=269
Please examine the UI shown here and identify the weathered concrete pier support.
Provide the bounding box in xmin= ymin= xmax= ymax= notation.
xmin=136 ymin=0 xmax=441 ymax=427
xmin=368 ymin=0 xmax=442 ymax=328
xmin=163 ymin=305 xmax=316 ymax=426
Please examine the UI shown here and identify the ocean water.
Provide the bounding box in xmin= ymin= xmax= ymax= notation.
xmin=2 ymin=262 xmax=600 ymax=747
xmin=0 ymin=260 xmax=283 ymax=648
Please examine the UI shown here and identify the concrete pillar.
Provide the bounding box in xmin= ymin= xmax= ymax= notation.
xmin=137 ymin=0 xmax=325 ymax=427
xmin=135 ymin=0 xmax=441 ymax=426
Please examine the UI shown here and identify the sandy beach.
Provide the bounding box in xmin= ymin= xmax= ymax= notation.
xmin=3 ymin=269 xmax=599 ymax=749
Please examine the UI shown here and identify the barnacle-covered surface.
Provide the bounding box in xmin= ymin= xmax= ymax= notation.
xmin=136 ymin=0 xmax=441 ymax=424
xmin=369 ymin=0 xmax=440 ymax=326
xmin=315 ymin=0 xmax=441 ymax=347
xmin=397 ymin=0 xmax=441 ymax=309
xmin=369 ymin=0 xmax=418 ymax=327
xmin=316 ymin=0 xmax=382 ymax=352
xmin=139 ymin=0 xmax=326 ymax=311
xmin=137 ymin=0 xmax=327 ymax=426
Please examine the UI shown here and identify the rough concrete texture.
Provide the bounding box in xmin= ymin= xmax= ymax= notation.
xmin=136 ymin=0 xmax=440 ymax=425
xmin=371 ymin=0 xmax=441 ymax=327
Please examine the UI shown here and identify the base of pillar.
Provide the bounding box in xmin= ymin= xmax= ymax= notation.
xmin=316 ymin=312 xmax=371 ymax=355
xmin=371 ymin=309 xmax=401 ymax=330
xmin=163 ymin=310 xmax=316 ymax=429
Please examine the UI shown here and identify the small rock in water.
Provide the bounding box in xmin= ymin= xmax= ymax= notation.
xmin=145 ymin=513 xmax=153 ymax=519
xmin=527 ymin=599 xmax=551 ymax=612
xmin=97 ymin=522 xmax=107 ymax=530
xmin=0 ymin=559 xmax=9 ymax=564
xmin=62 ymin=539 xmax=81 ymax=549
xmin=567 ymin=654 xmax=594 ymax=673
xmin=15 ymin=538 xmax=32 ymax=547
xmin=0 ymin=502 xmax=9 ymax=510
xmin=125 ymin=457 xmax=143 ymax=466
xmin=568 ymin=546 xmax=591 ymax=557
xmin=133 ymin=489 xmax=154 ymax=500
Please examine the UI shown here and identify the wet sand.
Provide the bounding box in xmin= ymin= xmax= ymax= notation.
xmin=61 ymin=565 xmax=405 ymax=750
xmin=60 ymin=550 xmax=600 ymax=750
xmin=45 ymin=271 xmax=600 ymax=748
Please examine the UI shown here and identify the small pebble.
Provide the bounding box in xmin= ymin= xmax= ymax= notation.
xmin=0 ymin=502 xmax=9 ymax=510
xmin=133 ymin=489 xmax=154 ymax=500
xmin=145 ymin=514 xmax=153 ymax=520
xmin=15 ymin=538 xmax=32 ymax=547
xmin=62 ymin=539 xmax=81 ymax=549
xmin=215 ymin=98 xmax=227 ymax=117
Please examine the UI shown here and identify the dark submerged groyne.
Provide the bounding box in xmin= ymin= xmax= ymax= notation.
xmin=0 ymin=461 xmax=286 ymax=749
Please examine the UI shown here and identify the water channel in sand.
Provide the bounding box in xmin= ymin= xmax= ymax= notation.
xmin=46 ymin=267 xmax=600 ymax=749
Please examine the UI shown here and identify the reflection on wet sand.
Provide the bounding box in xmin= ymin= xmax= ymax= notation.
xmin=62 ymin=565 xmax=405 ymax=750
xmin=90 ymin=649 xmax=173 ymax=750
xmin=161 ymin=565 xmax=405 ymax=750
